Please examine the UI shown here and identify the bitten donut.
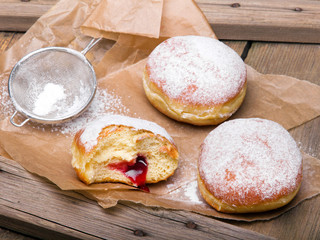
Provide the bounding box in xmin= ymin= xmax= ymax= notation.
xmin=143 ymin=35 xmax=247 ymax=126
xmin=198 ymin=118 xmax=302 ymax=213
xmin=71 ymin=115 xmax=179 ymax=191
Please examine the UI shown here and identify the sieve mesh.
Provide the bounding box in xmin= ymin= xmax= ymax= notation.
xmin=9 ymin=48 xmax=96 ymax=122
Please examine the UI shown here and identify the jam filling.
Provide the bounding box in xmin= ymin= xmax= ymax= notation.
xmin=109 ymin=154 xmax=149 ymax=192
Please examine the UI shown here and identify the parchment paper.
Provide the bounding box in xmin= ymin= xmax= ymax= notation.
xmin=0 ymin=0 xmax=319 ymax=221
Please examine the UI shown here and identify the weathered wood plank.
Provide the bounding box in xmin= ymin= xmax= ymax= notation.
xmin=0 ymin=29 xmax=46 ymax=240
xmin=228 ymin=41 xmax=320 ymax=240
xmin=1 ymin=26 xmax=319 ymax=240
xmin=223 ymin=41 xmax=248 ymax=58
xmin=0 ymin=0 xmax=320 ymax=43
xmin=0 ymin=228 xmax=35 ymax=240
xmin=245 ymin=43 xmax=320 ymax=85
xmin=0 ymin=1 xmax=54 ymax=32
xmin=0 ymin=32 xmax=15 ymax=52
xmin=232 ymin=197 xmax=320 ymax=239
xmin=199 ymin=0 xmax=320 ymax=43
xmin=0 ymin=156 xmax=273 ymax=240
xmin=0 ymin=32 xmax=272 ymax=240
xmin=0 ymin=32 xmax=23 ymax=53
xmin=245 ymin=42 xmax=320 ymax=159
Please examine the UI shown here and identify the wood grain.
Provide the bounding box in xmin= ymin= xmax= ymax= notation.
xmin=245 ymin=43 xmax=320 ymax=84
xmin=198 ymin=0 xmax=320 ymax=43
xmin=0 ymin=0 xmax=54 ymax=32
xmin=0 ymin=32 xmax=23 ymax=53
xmin=1 ymin=30 xmax=36 ymax=238
xmin=1 ymin=0 xmax=320 ymax=43
xmin=0 ymin=156 xmax=273 ymax=240
xmin=1 ymin=29 xmax=320 ymax=240
xmin=229 ymin=41 xmax=320 ymax=240
xmin=223 ymin=41 xmax=248 ymax=58
xmin=0 ymin=34 xmax=266 ymax=239
xmin=245 ymin=42 xmax=320 ymax=159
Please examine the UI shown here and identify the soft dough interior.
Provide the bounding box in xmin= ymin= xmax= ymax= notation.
xmin=72 ymin=126 xmax=179 ymax=186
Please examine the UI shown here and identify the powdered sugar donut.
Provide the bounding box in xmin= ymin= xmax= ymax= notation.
xmin=143 ymin=35 xmax=247 ymax=125
xmin=198 ymin=118 xmax=302 ymax=213
xmin=72 ymin=115 xmax=179 ymax=191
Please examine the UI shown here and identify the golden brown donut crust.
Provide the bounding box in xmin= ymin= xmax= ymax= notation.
xmin=198 ymin=173 xmax=302 ymax=213
xmin=71 ymin=115 xmax=179 ymax=187
xmin=143 ymin=68 xmax=247 ymax=126
xmin=197 ymin=118 xmax=303 ymax=213
xmin=143 ymin=36 xmax=247 ymax=126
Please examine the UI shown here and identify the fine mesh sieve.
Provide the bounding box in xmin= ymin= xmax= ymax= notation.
xmin=8 ymin=38 xmax=101 ymax=127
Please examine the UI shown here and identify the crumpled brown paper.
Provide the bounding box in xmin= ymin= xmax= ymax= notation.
xmin=81 ymin=0 xmax=164 ymax=39
xmin=0 ymin=0 xmax=319 ymax=222
xmin=77 ymin=152 xmax=320 ymax=222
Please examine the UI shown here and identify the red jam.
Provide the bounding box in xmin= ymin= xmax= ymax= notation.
xmin=109 ymin=154 xmax=149 ymax=192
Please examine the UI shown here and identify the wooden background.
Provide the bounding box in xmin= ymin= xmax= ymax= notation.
xmin=0 ymin=0 xmax=320 ymax=43
xmin=1 ymin=0 xmax=320 ymax=239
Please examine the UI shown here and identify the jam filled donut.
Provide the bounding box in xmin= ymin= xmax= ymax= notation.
xmin=198 ymin=118 xmax=302 ymax=213
xmin=71 ymin=115 xmax=179 ymax=191
xmin=143 ymin=35 xmax=247 ymax=126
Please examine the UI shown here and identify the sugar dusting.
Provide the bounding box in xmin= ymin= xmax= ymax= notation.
xmin=1 ymin=83 xmax=130 ymax=135
xmin=167 ymin=180 xmax=203 ymax=204
xmin=54 ymin=89 xmax=130 ymax=135
xmin=9 ymin=50 xmax=95 ymax=119
xmin=199 ymin=118 xmax=302 ymax=205
xmin=0 ymin=84 xmax=14 ymax=117
xmin=33 ymin=83 xmax=66 ymax=116
xmin=147 ymin=36 xmax=246 ymax=105
xmin=182 ymin=180 xmax=203 ymax=203
xmin=79 ymin=114 xmax=174 ymax=152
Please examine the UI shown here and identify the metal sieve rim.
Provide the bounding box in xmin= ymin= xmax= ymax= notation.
xmin=8 ymin=46 xmax=97 ymax=125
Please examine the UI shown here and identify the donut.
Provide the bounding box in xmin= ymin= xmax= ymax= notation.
xmin=71 ymin=115 xmax=179 ymax=191
xmin=143 ymin=35 xmax=247 ymax=126
xmin=198 ymin=118 xmax=302 ymax=213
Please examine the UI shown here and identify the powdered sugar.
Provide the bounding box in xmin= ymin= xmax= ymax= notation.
xmin=182 ymin=180 xmax=203 ymax=203
xmin=0 ymin=84 xmax=14 ymax=117
xmin=166 ymin=180 xmax=203 ymax=204
xmin=54 ymin=88 xmax=130 ymax=135
xmin=147 ymin=36 xmax=246 ymax=105
xmin=8 ymin=48 xmax=96 ymax=120
xmin=1 ymin=81 xmax=130 ymax=135
xmin=33 ymin=83 xmax=66 ymax=116
xmin=199 ymin=118 xmax=302 ymax=205
xmin=79 ymin=115 xmax=174 ymax=152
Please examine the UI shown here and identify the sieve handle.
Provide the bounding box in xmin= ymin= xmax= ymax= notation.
xmin=81 ymin=38 xmax=102 ymax=55
xmin=10 ymin=111 xmax=30 ymax=127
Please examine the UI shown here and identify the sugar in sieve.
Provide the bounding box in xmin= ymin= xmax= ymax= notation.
xmin=8 ymin=38 xmax=102 ymax=127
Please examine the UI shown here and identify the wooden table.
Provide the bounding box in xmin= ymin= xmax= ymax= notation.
xmin=1 ymin=1 xmax=320 ymax=239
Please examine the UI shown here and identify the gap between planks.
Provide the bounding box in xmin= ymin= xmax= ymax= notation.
xmin=0 ymin=157 xmax=273 ymax=240
xmin=0 ymin=32 xmax=261 ymax=240
xmin=1 ymin=26 xmax=319 ymax=240
xmin=1 ymin=0 xmax=320 ymax=43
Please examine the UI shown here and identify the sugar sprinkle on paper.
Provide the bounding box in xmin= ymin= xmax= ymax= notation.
xmin=167 ymin=180 xmax=203 ymax=204
xmin=1 ymin=83 xmax=130 ymax=135
xmin=52 ymin=88 xmax=130 ymax=135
